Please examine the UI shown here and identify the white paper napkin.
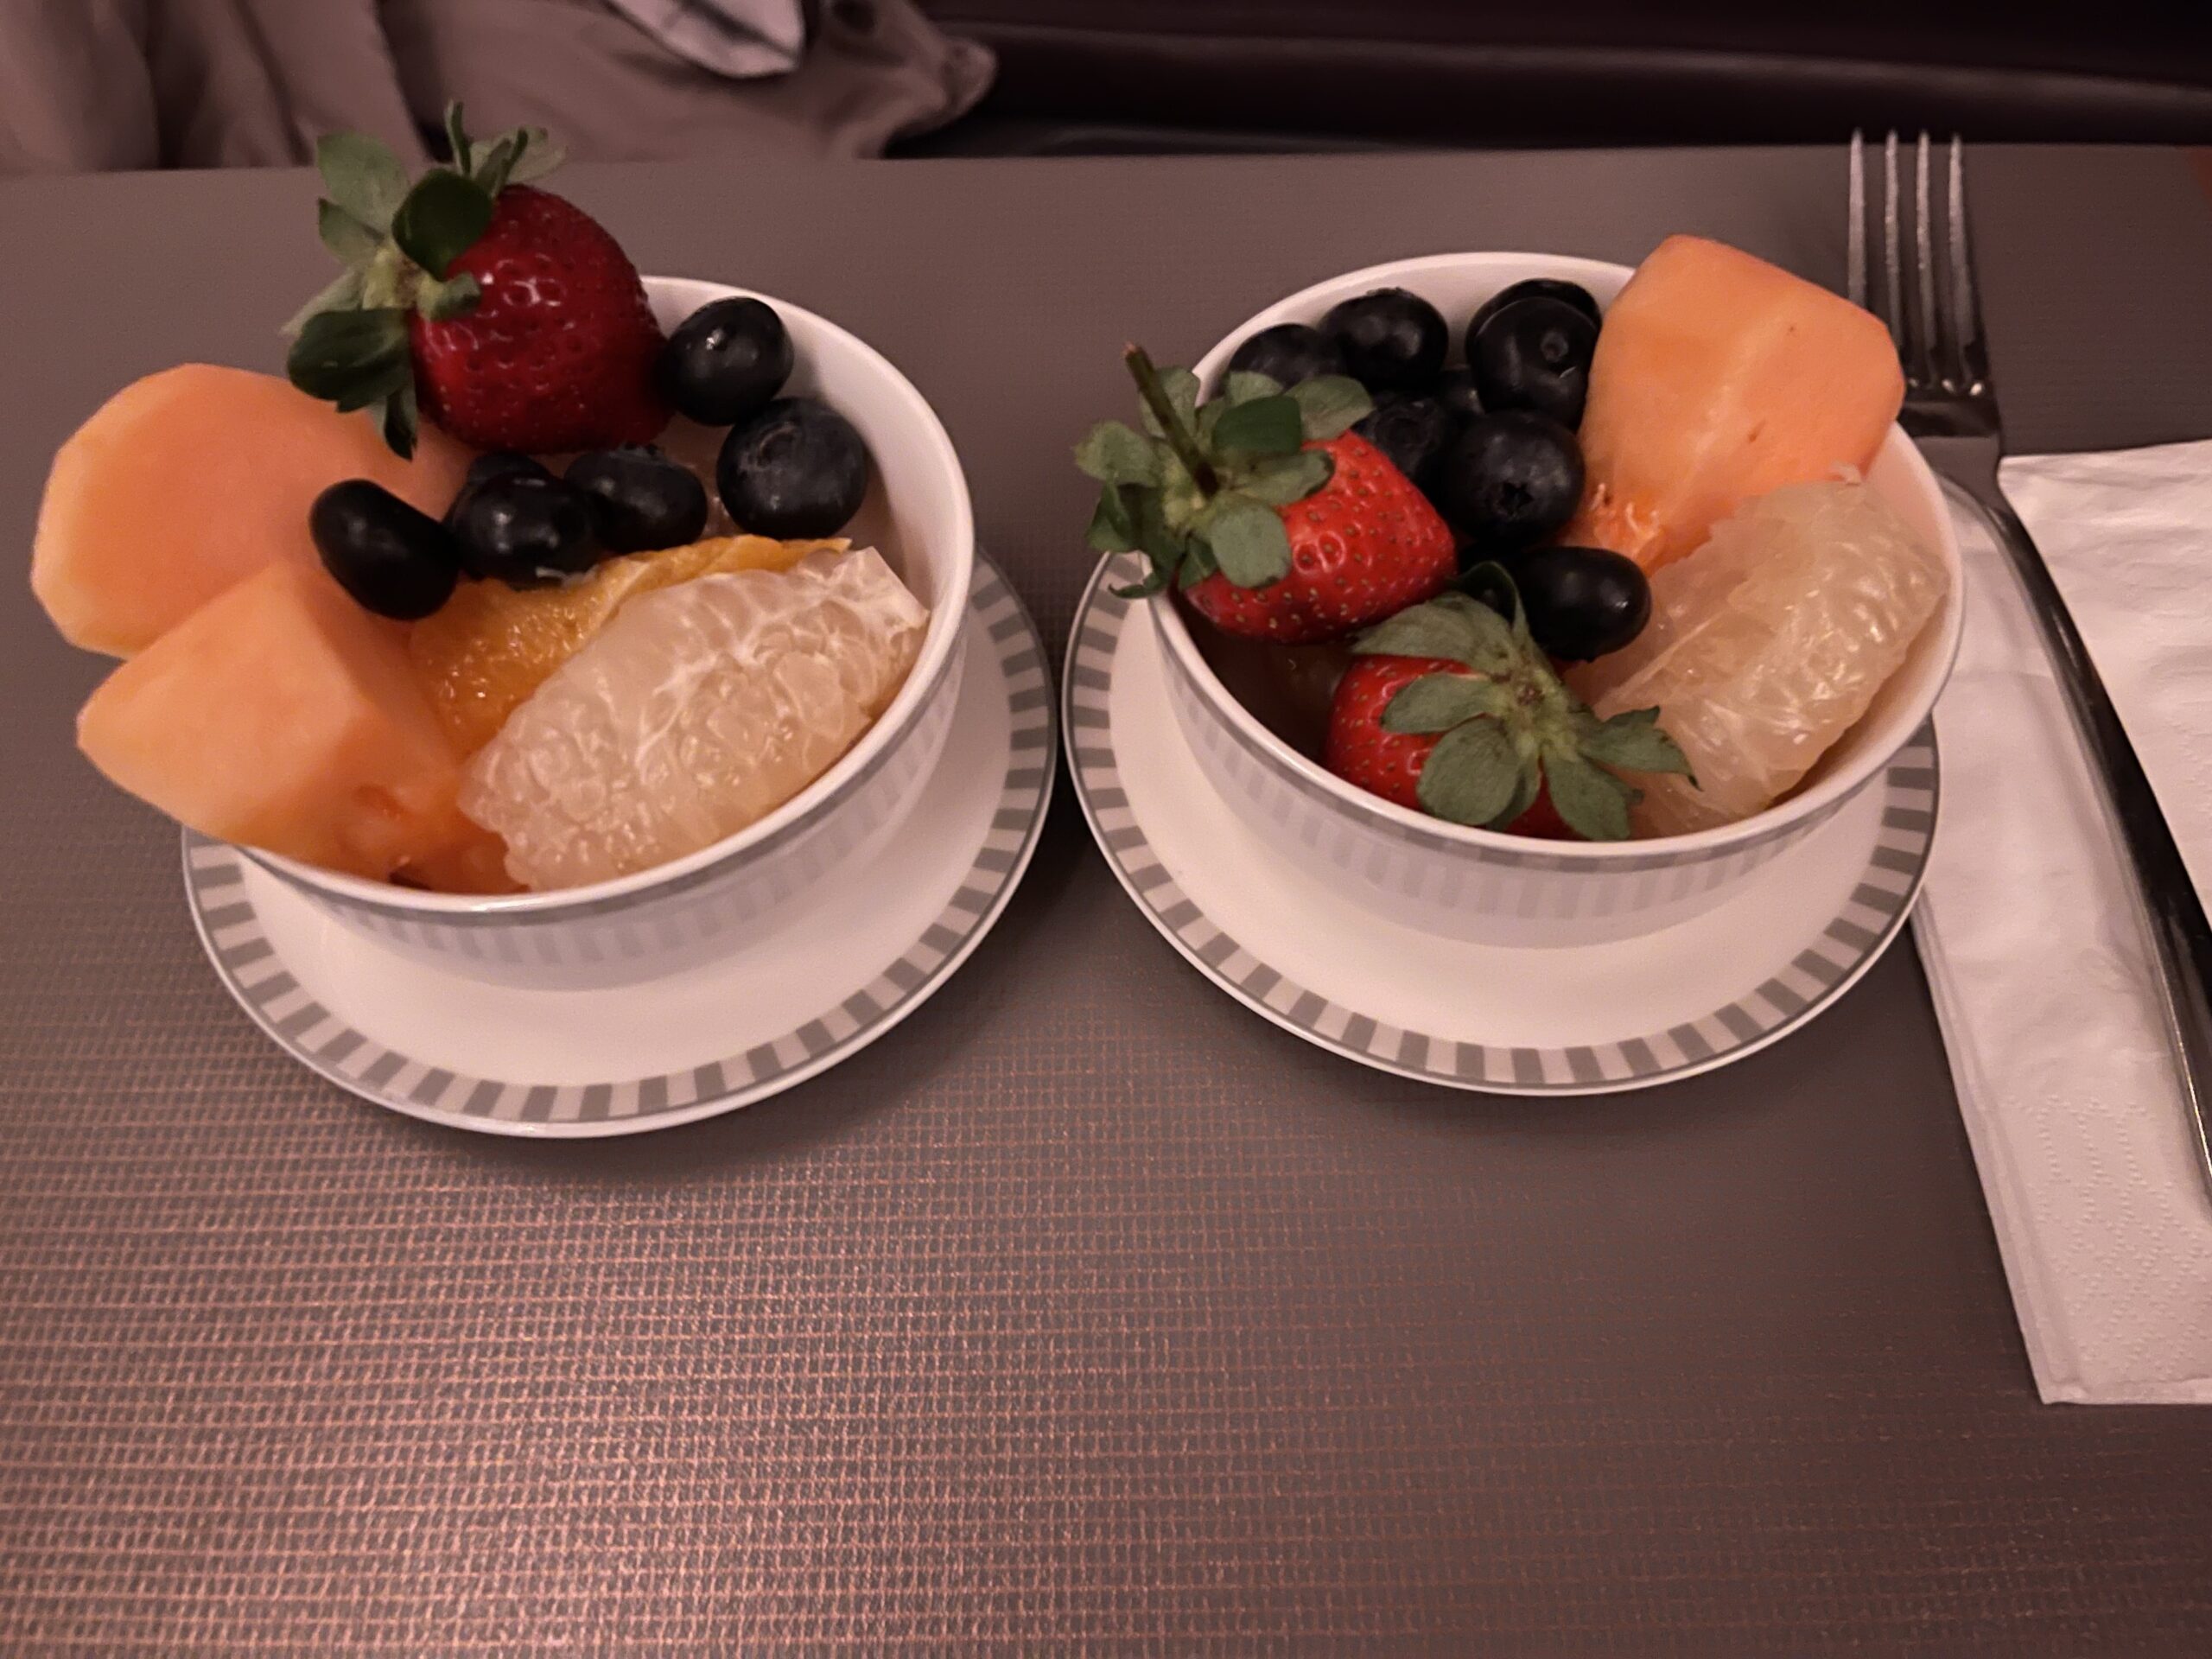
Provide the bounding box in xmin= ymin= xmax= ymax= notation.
xmin=1915 ymin=438 xmax=2212 ymax=1404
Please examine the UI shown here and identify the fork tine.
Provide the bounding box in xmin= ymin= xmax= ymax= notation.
xmin=1911 ymin=131 xmax=1942 ymax=386
xmin=1847 ymin=130 xmax=1867 ymax=307
xmin=1945 ymin=136 xmax=1987 ymax=391
xmin=1881 ymin=130 xmax=1904 ymax=359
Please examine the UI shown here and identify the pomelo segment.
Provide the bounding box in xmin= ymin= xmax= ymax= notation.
xmin=1566 ymin=236 xmax=1904 ymax=574
xmin=1569 ymin=480 xmax=1948 ymax=836
xmin=461 ymin=547 xmax=927 ymax=891
xmin=33 ymin=365 xmax=473 ymax=657
xmin=77 ymin=560 xmax=499 ymax=885
xmin=408 ymin=534 xmax=846 ymax=755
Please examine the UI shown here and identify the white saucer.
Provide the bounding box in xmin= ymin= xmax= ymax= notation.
xmin=186 ymin=558 xmax=1055 ymax=1137
xmin=1065 ymin=556 xmax=1940 ymax=1096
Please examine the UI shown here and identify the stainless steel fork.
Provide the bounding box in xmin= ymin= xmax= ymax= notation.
xmin=1851 ymin=130 xmax=2212 ymax=1201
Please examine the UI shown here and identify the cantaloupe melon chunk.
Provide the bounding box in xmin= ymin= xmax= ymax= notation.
xmin=1567 ymin=235 xmax=1904 ymax=574
xmin=77 ymin=560 xmax=486 ymax=883
xmin=33 ymin=365 xmax=473 ymax=657
xmin=399 ymin=829 xmax=524 ymax=896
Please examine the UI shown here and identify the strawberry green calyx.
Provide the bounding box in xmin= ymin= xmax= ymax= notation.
xmin=1076 ymin=346 xmax=1373 ymax=600
xmin=1354 ymin=567 xmax=1697 ymax=841
xmin=283 ymin=103 xmax=567 ymax=457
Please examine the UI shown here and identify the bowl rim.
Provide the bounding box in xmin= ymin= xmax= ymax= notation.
xmin=248 ymin=273 xmax=976 ymax=918
xmin=1155 ymin=247 xmax=1967 ymax=865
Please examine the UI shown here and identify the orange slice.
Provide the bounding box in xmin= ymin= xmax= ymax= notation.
xmin=408 ymin=535 xmax=847 ymax=755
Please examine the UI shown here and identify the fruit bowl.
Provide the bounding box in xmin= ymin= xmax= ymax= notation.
xmin=250 ymin=275 xmax=976 ymax=988
xmin=1155 ymin=251 xmax=1964 ymax=948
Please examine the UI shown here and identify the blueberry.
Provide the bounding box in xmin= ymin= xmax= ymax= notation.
xmin=448 ymin=472 xmax=604 ymax=589
xmin=448 ymin=453 xmax=553 ymax=532
xmin=1353 ymin=394 xmax=1458 ymax=495
xmin=1319 ymin=287 xmax=1448 ymax=393
xmin=717 ymin=397 xmax=869 ymax=539
xmin=464 ymin=451 xmax=551 ymax=489
xmin=1471 ymin=296 xmax=1598 ymax=429
xmin=1227 ymin=323 xmax=1346 ymax=389
xmin=308 ymin=480 xmax=461 ymax=620
xmin=1433 ymin=366 xmax=1484 ymax=423
xmin=658 ymin=297 xmax=793 ymax=427
xmin=1507 ymin=544 xmax=1650 ymax=661
xmin=1436 ymin=412 xmax=1585 ymax=553
xmin=1466 ymin=277 xmax=1602 ymax=346
xmin=565 ymin=446 xmax=709 ymax=553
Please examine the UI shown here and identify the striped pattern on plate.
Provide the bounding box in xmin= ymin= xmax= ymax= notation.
xmin=184 ymin=558 xmax=1055 ymax=1135
xmin=1065 ymin=556 xmax=1938 ymax=1095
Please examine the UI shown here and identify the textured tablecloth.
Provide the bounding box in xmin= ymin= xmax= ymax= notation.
xmin=3 ymin=146 xmax=2211 ymax=1653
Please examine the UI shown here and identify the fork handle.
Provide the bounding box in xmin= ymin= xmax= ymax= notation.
xmin=1951 ymin=474 xmax=2212 ymax=1201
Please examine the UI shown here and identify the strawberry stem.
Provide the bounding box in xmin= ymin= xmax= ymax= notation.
xmin=1123 ymin=345 xmax=1219 ymax=496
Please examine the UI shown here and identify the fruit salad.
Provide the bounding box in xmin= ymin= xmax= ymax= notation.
xmin=33 ymin=109 xmax=926 ymax=894
xmin=1078 ymin=235 xmax=1949 ymax=842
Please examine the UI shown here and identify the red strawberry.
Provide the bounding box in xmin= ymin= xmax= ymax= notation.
xmin=408 ymin=185 xmax=666 ymax=454
xmin=1327 ymin=652 xmax=1459 ymax=810
xmin=1320 ymin=584 xmax=1696 ymax=842
xmin=1326 ymin=654 xmax=1577 ymax=836
xmin=284 ymin=105 xmax=666 ymax=458
xmin=1077 ymin=347 xmax=1452 ymax=645
xmin=1182 ymin=431 xmax=1455 ymax=643
xmin=1506 ymin=784 xmax=1577 ymax=840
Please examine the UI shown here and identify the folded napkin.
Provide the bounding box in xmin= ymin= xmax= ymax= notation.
xmin=1916 ymin=438 xmax=2212 ymax=1404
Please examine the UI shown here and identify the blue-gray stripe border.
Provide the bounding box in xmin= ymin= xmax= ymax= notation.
xmin=1065 ymin=551 xmax=1938 ymax=1095
xmin=184 ymin=555 xmax=1055 ymax=1135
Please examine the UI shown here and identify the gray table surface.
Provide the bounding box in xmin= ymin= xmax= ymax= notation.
xmin=3 ymin=145 xmax=2211 ymax=1654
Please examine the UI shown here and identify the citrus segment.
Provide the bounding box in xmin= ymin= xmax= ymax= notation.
xmin=460 ymin=547 xmax=928 ymax=890
xmin=408 ymin=535 xmax=846 ymax=755
xmin=1570 ymin=480 xmax=1948 ymax=836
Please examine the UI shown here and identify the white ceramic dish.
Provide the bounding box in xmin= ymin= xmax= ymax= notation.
xmin=188 ymin=559 xmax=1052 ymax=1137
xmin=249 ymin=275 xmax=976 ymax=988
xmin=1151 ymin=251 xmax=1964 ymax=947
xmin=1071 ymin=551 xmax=1937 ymax=1093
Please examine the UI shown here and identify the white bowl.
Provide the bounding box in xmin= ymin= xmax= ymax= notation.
xmin=1157 ymin=251 xmax=1965 ymax=948
xmin=248 ymin=275 xmax=976 ymax=988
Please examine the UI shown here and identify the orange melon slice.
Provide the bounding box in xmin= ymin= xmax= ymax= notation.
xmin=1566 ymin=235 xmax=1904 ymax=574
xmin=77 ymin=560 xmax=496 ymax=885
xmin=33 ymin=365 xmax=473 ymax=657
